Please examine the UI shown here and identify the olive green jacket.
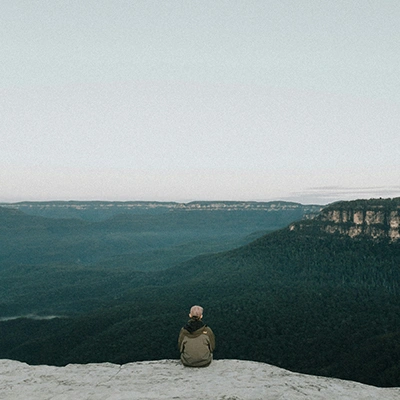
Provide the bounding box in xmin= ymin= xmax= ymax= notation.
xmin=178 ymin=324 xmax=215 ymax=367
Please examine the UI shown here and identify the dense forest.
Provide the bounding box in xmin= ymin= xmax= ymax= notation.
xmin=0 ymin=202 xmax=318 ymax=314
xmin=0 ymin=200 xmax=399 ymax=387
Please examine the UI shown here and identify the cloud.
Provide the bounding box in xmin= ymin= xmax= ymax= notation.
xmin=285 ymin=186 xmax=400 ymax=205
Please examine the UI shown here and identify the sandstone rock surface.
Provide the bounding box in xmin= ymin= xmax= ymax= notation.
xmin=1 ymin=359 xmax=399 ymax=400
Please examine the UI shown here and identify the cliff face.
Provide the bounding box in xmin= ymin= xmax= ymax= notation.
xmin=1 ymin=200 xmax=323 ymax=214
xmin=290 ymin=198 xmax=400 ymax=242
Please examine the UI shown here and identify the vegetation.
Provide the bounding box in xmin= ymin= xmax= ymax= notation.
xmin=0 ymin=203 xmax=311 ymax=315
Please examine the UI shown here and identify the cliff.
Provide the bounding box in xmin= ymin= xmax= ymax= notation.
xmin=1 ymin=359 xmax=399 ymax=400
xmin=0 ymin=200 xmax=323 ymax=216
xmin=290 ymin=198 xmax=400 ymax=242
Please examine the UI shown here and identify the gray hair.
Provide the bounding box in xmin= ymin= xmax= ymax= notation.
xmin=190 ymin=305 xmax=203 ymax=318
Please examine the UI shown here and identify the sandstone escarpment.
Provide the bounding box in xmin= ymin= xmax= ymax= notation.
xmin=290 ymin=198 xmax=400 ymax=242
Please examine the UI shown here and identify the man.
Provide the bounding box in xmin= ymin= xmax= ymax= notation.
xmin=178 ymin=305 xmax=215 ymax=367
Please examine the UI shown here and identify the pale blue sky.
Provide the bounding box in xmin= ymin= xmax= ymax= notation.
xmin=1 ymin=1 xmax=399 ymax=204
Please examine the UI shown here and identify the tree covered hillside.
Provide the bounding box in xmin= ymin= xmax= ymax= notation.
xmin=0 ymin=202 xmax=318 ymax=315
xmin=0 ymin=202 xmax=317 ymax=268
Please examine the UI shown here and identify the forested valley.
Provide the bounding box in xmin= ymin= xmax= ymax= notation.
xmin=0 ymin=200 xmax=399 ymax=388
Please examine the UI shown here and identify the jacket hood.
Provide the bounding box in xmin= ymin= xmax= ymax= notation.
xmin=184 ymin=318 xmax=205 ymax=334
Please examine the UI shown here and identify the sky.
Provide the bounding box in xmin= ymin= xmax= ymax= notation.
xmin=1 ymin=1 xmax=399 ymax=205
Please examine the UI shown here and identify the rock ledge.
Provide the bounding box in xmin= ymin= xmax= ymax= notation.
xmin=1 ymin=359 xmax=399 ymax=400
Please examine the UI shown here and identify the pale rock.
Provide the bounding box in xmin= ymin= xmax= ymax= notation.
xmin=390 ymin=212 xmax=400 ymax=229
xmin=1 ymin=359 xmax=399 ymax=400
xmin=365 ymin=210 xmax=385 ymax=225
xmin=353 ymin=211 xmax=364 ymax=225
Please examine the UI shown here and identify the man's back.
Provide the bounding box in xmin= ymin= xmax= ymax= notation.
xmin=178 ymin=305 xmax=215 ymax=367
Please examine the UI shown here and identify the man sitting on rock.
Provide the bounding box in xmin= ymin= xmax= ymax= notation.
xmin=178 ymin=305 xmax=215 ymax=367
